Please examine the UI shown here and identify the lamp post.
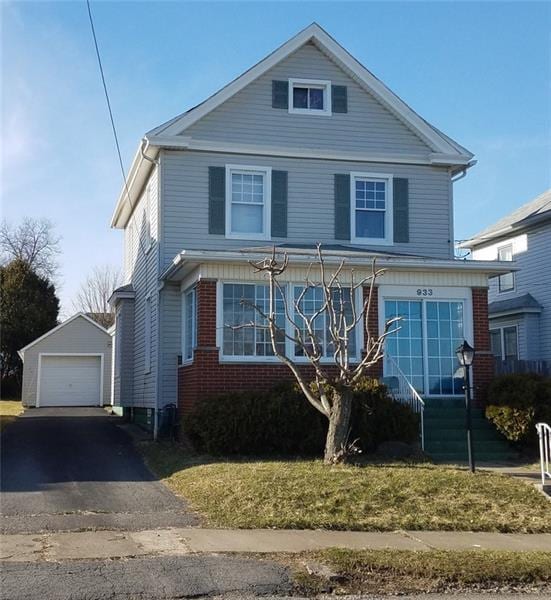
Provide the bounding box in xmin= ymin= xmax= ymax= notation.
xmin=456 ymin=340 xmax=476 ymax=473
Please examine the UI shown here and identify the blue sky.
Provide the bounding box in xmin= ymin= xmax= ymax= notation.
xmin=2 ymin=1 xmax=550 ymax=315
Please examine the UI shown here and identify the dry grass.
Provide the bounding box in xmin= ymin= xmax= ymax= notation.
xmin=0 ymin=400 xmax=23 ymax=432
xmin=143 ymin=442 xmax=551 ymax=533
xmin=289 ymin=548 xmax=551 ymax=594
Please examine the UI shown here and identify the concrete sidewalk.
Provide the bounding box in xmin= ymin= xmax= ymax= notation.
xmin=2 ymin=528 xmax=551 ymax=562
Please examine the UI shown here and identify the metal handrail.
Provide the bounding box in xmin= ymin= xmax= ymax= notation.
xmin=536 ymin=422 xmax=551 ymax=487
xmin=384 ymin=354 xmax=425 ymax=450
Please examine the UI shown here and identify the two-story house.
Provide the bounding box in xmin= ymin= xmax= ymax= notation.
xmin=461 ymin=188 xmax=551 ymax=371
xmin=109 ymin=24 xmax=509 ymax=442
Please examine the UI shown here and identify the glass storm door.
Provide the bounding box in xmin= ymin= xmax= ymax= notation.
xmin=384 ymin=300 xmax=425 ymax=394
xmin=384 ymin=299 xmax=465 ymax=396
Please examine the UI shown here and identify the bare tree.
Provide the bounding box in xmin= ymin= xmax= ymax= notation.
xmin=72 ymin=265 xmax=121 ymax=328
xmin=232 ymin=245 xmax=398 ymax=464
xmin=0 ymin=218 xmax=61 ymax=279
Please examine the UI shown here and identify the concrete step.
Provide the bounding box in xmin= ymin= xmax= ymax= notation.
xmin=422 ymin=397 xmax=465 ymax=409
xmin=424 ymin=417 xmax=493 ymax=430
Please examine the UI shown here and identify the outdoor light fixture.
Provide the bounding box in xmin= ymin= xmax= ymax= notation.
xmin=456 ymin=340 xmax=476 ymax=473
xmin=456 ymin=340 xmax=475 ymax=368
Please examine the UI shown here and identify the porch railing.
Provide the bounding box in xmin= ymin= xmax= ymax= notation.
xmin=536 ymin=422 xmax=551 ymax=487
xmin=382 ymin=354 xmax=425 ymax=450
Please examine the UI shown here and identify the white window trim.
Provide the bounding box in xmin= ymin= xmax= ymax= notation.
xmin=225 ymin=164 xmax=272 ymax=241
xmin=497 ymin=244 xmax=515 ymax=293
xmin=181 ymin=286 xmax=197 ymax=365
xmin=490 ymin=324 xmax=519 ymax=361
xmin=144 ymin=296 xmax=152 ymax=374
xmin=288 ymin=78 xmax=332 ymax=116
xmin=216 ymin=280 xmax=363 ymax=363
xmin=350 ymin=172 xmax=394 ymax=246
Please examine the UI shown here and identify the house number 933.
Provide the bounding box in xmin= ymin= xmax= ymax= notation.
xmin=417 ymin=288 xmax=433 ymax=296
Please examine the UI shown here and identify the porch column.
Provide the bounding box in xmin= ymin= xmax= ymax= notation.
xmin=363 ymin=286 xmax=383 ymax=379
xmin=471 ymin=287 xmax=494 ymax=406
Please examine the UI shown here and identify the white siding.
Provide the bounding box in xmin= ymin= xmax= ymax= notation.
xmin=161 ymin=150 xmax=453 ymax=266
xmin=21 ymin=316 xmax=111 ymax=408
xmin=184 ymin=42 xmax=433 ymax=156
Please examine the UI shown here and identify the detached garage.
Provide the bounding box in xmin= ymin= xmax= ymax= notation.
xmin=19 ymin=314 xmax=112 ymax=408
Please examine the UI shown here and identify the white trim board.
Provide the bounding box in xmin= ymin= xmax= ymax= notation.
xmin=36 ymin=353 xmax=105 ymax=408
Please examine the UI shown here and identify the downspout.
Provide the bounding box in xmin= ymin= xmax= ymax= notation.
xmin=140 ymin=137 xmax=160 ymax=166
xmin=451 ymin=159 xmax=477 ymax=183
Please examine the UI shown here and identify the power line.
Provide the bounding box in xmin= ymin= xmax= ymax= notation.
xmin=85 ymin=0 xmax=132 ymax=209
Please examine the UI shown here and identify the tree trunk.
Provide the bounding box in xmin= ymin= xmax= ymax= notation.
xmin=324 ymin=388 xmax=353 ymax=464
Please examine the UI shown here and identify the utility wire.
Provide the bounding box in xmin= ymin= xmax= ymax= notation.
xmin=86 ymin=0 xmax=132 ymax=208
xmin=86 ymin=0 xmax=149 ymax=260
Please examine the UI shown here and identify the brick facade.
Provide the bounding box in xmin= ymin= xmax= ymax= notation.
xmin=177 ymin=281 xmax=493 ymax=413
xmin=178 ymin=279 xmax=381 ymax=415
xmin=471 ymin=286 xmax=494 ymax=406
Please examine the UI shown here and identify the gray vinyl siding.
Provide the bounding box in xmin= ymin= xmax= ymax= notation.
xmin=123 ymin=167 xmax=160 ymax=409
xmin=113 ymin=300 xmax=135 ymax=407
xmin=21 ymin=316 xmax=112 ymax=407
xmin=485 ymin=224 xmax=551 ymax=362
xmin=160 ymin=150 xmax=453 ymax=266
xmin=184 ymin=42 xmax=432 ymax=156
xmin=158 ymin=283 xmax=182 ymax=408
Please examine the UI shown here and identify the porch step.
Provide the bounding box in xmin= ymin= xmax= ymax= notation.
xmin=422 ymin=398 xmax=517 ymax=463
xmin=424 ymin=427 xmax=504 ymax=442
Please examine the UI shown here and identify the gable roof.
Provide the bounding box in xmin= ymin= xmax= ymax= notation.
xmin=461 ymin=188 xmax=551 ymax=249
xmin=18 ymin=313 xmax=110 ymax=359
xmin=111 ymin=23 xmax=474 ymax=229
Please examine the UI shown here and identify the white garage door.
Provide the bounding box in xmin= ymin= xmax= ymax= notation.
xmin=39 ymin=355 xmax=102 ymax=407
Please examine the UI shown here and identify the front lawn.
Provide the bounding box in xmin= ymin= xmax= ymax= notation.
xmin=290 ymin=548 xmax=551 ymax=594
xmin=143 ymin=443 xmax=550 ymax=533
xmin=0 ymin=400 xmax=23 ymax=432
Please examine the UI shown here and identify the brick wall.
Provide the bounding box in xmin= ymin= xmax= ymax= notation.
xmin=178 ymin=279 xmax=382 ymax=414
xmin=471 ymin=287 xmax=494 ymax=406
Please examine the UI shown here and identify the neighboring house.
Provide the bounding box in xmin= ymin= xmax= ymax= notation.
xmin=19 ymin=313 xmax=112 ymax=408
xmin=109 ymin=23 xmax=510 ymax=443
xmin=461 ymin=188 xmax=551 ymax=370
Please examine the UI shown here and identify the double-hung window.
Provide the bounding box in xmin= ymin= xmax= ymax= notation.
xmin=221 ymin=283 xmax=285 ymax=358
xmin=226 ymin=165 xmax=271 ymax=240
xmin=351 ymin=173 xmax=393 ymax=245
xmin=288 ymin=79 xmax=331 ymax=116
xmin=490 ymin=325 xmax=518 ymax=361
xmin=293 ymin=286 xmax=358 ymax=359
xmin=220 ymin=283 xmax=360 ymax=361
xmin=182 ymin=287 xmax=197 ymax=363
xmin=497 ymin=245 xmax=514 ymax=292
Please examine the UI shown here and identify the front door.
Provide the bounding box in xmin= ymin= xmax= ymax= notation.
xmin=384 ymin=299 xmax=465 ymax=396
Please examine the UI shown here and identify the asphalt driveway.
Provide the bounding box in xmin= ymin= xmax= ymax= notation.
xmin=0 ymin=408 xmax=198 ymax=534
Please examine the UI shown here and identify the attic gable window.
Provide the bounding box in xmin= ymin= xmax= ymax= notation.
xmin=288 ymin=78 xmax=331 ymax=116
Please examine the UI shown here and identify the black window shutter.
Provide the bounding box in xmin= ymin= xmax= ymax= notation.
xmin=272 ymin=80 xmax=289 ymax=109
xmin=271 ymin=170 xmax=288 ymax=238
xmin=334 ymin=174 xmax=351 ymax=240
xmin=331 ymin=85 xmax=348 ymax=113
xmin=393 ymin=178 xmax=409 ymax=243
xmin=208 ymin=166 xmax=225 ymax=235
